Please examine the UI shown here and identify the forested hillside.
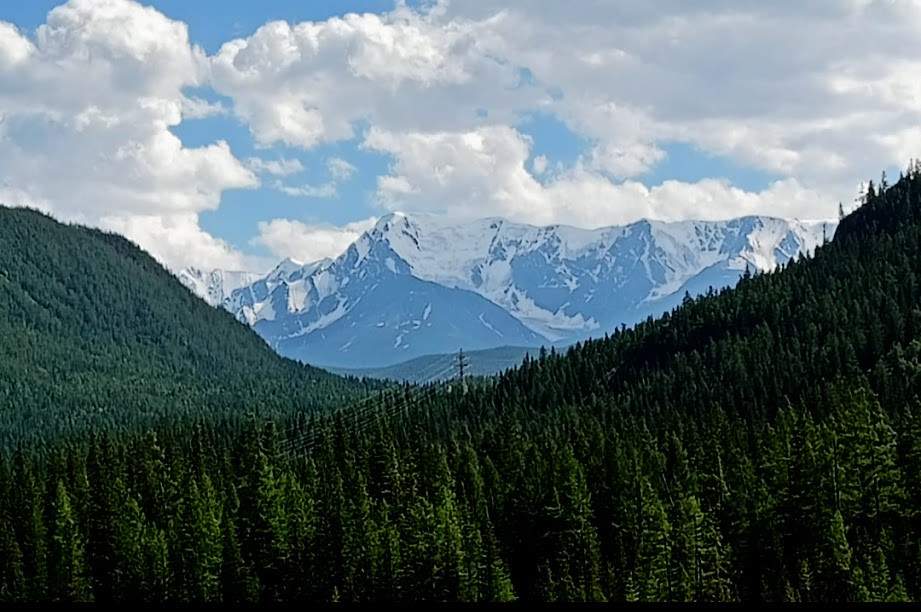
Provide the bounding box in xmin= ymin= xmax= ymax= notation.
xmin=0 ymin=207 xmax=377 ymax=448
xmin=3 ymin=167 xmax=921 ymax=602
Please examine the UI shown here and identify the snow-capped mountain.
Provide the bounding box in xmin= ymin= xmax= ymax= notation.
xmin=220 ymin=221 xmax=545 ymax=369
xmin=181 ymin=213 xmax=835 ymax=369
xmin=177 ymin=268 xmax=263 ymax=308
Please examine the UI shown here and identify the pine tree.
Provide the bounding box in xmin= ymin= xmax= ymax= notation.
xmin=401 ymin=495 xmax=438 ymax=600
xmin=696 ymin=508 xmax=733 ymax=601
xmin=185 ymin=475 xmax=223 ymax=601
xmin=285 ymin=466 xmax=319 ymax=601
xmin=634 ymin=476 xmax=671 ymax=602
xmin=219 ymin=500 xmax=259 ymax=603
xmin=457 ymin=510 xmax=482 ymax=602
xmin=48 ymin=480 xmax=92 ymax=602
xmin=10 ymin=451 xmax=48 ymax=601
xmin=0 ymin=523 xmax=27 ymax=602
xmin=430 ymin=453 xmax=465 ymax=601
xmin=86 ymin=437 xmax=121 ymax=602
xmin=139 ymin=520 xmax=171 ymax=602
xmin=665 ymin=434 xmax=699 ymax=602
xmin=249 ymin=450 xmax=291 ymax=601
xmin=815 ymin=509 xmax=853 ymax=601
xmin=341 ymin=470 xmax=379 ymax=601
xmin=553 ymin=447 xmax=605 ymax=601
xmin=375 ymin=502 xmax=404 ymax=601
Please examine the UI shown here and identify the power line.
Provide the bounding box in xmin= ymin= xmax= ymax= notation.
xmin=280 ymin=384 xmax=444 ymax=459
xmin=282 ymin=344 xmax=621 ymax=458
xmin=410 ymin=352 xmax=457 ymax=385
xmin=279 ymin=355 xmax=460 ymax=458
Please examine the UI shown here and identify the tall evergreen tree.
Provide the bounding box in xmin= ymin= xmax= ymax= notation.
xmin=48 ymin=480 xmax=92 ymax=602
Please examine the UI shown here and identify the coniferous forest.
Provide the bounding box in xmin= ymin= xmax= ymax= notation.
xmin=4 ymin=166 xmax=921 ymax=601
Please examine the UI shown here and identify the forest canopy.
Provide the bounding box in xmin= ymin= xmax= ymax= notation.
xmin=2 ymin=166 xmax=921 ymax=601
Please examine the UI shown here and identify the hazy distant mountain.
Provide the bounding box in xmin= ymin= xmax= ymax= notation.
xmin=324 ymin=346 xmax=543 ymax=384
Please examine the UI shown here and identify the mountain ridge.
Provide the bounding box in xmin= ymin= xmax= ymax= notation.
xmin=180 ymin=213 xmax=835 ymax=369
xmin=0 ymin=205 xmax=375 ymax=446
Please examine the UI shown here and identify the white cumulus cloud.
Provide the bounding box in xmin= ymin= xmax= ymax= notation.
xmin=246 ymin=156 xmax=305 ymax=177
xmin=277 ymin=182 xmax=338 ymax=198
xmin=327 ymin=157 xmax=357 ymax=180
xmin=208 ymin=0 xmax=921 ymax=229
xmin=0 ymin=0 xmax=257 ymax=271
xmin=4 ymin=0 xmax=921 ymax=271
xmin=362 ymin=124 xmax=830 ymax=228
xmin=207 ymin=6 xmax=527 ymax=149
xmin=254 ymin=217 xmax=378 ymax=263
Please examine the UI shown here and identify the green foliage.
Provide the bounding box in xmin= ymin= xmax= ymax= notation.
xmin=6 ymin=165 xmax=921 ymax=600
xmin=0 ymin=206 xmax=380 ymax=448
xmin=48 ymin=480 xmax=91 ymax=602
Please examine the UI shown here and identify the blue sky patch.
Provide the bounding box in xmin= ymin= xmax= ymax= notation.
xmin=640 ymin=141 xmax=779 ymax=192
xmin=517 ymin=112 xmax=589 ymax=180
xmin=0 ymin=0 xmax=845 ymax=271
xmin=196 ymin=128 xmax=393 ymax=257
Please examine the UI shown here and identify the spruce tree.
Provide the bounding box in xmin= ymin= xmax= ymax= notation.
xmin=48 ymin=480 xmax=92 ymax=602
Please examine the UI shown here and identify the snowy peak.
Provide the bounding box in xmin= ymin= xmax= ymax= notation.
xmin=179 ymin=213 xmax=835 ymax=368
xmin=330 ymin=213 xmax=835 ymax=339
xmin=268 ymin=257 xmax=306 ymax=280
xmin=178 ymin=268 xmax=262 ymax=308
xmin=366 ymin=212 xmax=424 ymax=261
xmin=631 ymin=216 xmax=830 ymax=300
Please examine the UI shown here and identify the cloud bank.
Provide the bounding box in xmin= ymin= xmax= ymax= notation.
xmin=2 ymin=0 xmax=919 ymax=269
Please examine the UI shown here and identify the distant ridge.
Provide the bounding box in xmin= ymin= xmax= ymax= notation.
xmin=181 ymin=213 xmax=835 ymax=369
xmin=324 ymin=345 xmax=547 ymax=383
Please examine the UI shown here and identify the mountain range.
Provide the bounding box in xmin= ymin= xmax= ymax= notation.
xmin=180 ymin=213 xmax=836 ymax=370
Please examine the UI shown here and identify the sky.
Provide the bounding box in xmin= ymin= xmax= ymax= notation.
xmin=0 ymin=0 xmax=918 ymax=273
